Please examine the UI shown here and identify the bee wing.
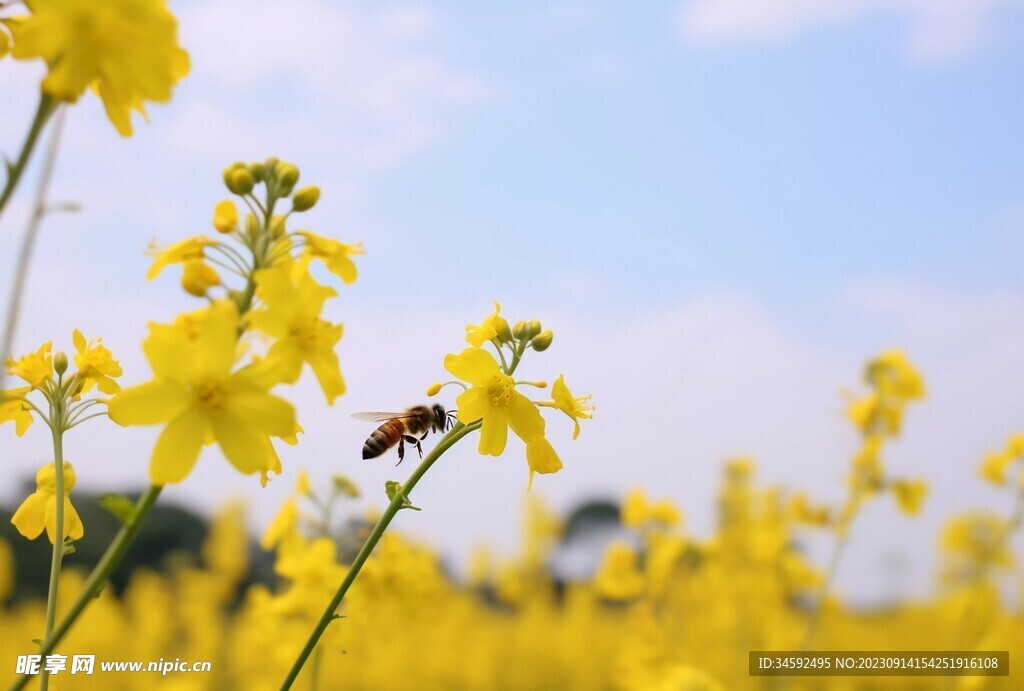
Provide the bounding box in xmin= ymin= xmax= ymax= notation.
xmin=351 ymin=411 xmax=417 ymax=423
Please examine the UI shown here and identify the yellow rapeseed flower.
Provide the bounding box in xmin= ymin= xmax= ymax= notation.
xmin=72 ymin=329 xmax=122 ymax=395
xmin=251 ymin=262 xmax=345 ymax=405
xmin=5 ymin=0 xmax=190 ymax=136
xmin=295 ymin=231 xmax=364 ymax=284
xmin=539 ymin=374 xmax=593 ymax=439
xmin=108 ymin=302 xmax=297 ymax=485
xmin=0 ymin=388 xmax=34 ymax=436
xmin=465 ymin=301 xmax=510 ymax=347
xmin=11 ymin=461 xmax=84 ymax=543
xmin=444 ymin=347 xmax=562 ymax=486
xmin=5 ymin=341 xmax=53 ymax=387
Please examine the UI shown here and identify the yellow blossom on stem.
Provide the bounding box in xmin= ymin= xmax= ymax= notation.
xmin=444 ymin=347 xmax=563 ymax=486
xmin=251 ymin=262 xmax=346 ymax=405
xmin=107 ymin=302 xmax=297 ymax=485
xmin=11 ymin=462 xmax=84 ymax=543
xmin=622 ymin=489 xmax=681 ymax=528
xmin=295 ymin=231 xmax=364 ymax=284
xmin=465 ymin=301 xmax=510 ymax=347
xmin=5 ymin=0 xmax=190 ymax=136
xmin=71 ymin=329 xmax=122 ymax=395
xmin=146 ymin=236 xmax=213 ymax=281
xmin=261 ymin=498 xmax=299 ymax=551
xmin=6 ymin=341 xmax=53 ymax=387
xmin=0 ymin=388 xmax=34 ymax=436
xmin=538 ymin=374 xmax=593 ymax=439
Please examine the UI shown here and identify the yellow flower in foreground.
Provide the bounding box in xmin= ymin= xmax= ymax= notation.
xmin=72 ymin=329 xmax=122 ymax=395
xmin=146 ymin=236 xmax=213 ymax=281
xmin=594 ymin=541 xmax=645 ymax=600
xmin=6 ymin=342 xmax=52 ymax=387
xmin=260 ymin=498 xmax=298 ymax=551
xmin=941 ymin=514 xmax=1013 ymax=569
xmin=6 ymin=0 xmax=189 ymax=136
xmin=0 ymin=388 xmax=33 ymax=436
xmin=465 ymin=301 xmax=510 ymax=347
xmin=11 ymin=462 xmax=84 ymax=543
xmin=251 ymin=262 xmax=345 ymax=404
xmin=108 ymin=302 xmax=297 ymax=485
xmin=445 ymin=347 xmax=562 ymax=486
xmin=296 ymin=231 xmax=364 ymax=284
xmin=892 ymin=479 xmax=927 ymax=516
xmin=540 ymin=374 xmax=593 ymax=439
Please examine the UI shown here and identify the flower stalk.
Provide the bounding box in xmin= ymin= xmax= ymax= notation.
xmin=38 ymin=420 xmax=65 ymax=691
xmin=0 ymin=94 xmax=56 ymax=222
xmin=278 ymin=419 xmax=481 ymax=691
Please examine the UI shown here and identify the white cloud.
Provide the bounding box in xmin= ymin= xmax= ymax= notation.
xmin=170 ymin=0 xmax=486 ymax=172
xmin=677 ymin=0 xmax=1019 ymax=62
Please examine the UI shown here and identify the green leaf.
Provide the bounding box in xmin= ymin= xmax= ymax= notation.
xmin=384 ymin=480 xmax=421 ymax=511
xmin=98 ymin=493 xmax=137 ymax=525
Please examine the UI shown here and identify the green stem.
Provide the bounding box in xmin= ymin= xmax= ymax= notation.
xmin=278 ymin=420 xmax=481 ymax=691
xmin=0 ymin=94 xmax=55 ymax=221
xmin=0 ymin=104 xmax=64 ymax=383
xmin=38 ymin=421 xmax=65 ymax=691
xmin=8 ymin=486 xmax=163 ymax=691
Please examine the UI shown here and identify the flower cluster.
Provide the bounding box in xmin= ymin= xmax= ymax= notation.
xmin=2 ymin=332 xmax=121 ymax=543
xmin=1 ymin=0 xmax=189 ymax=135
xmin=111 ymin=158 xmax=363 ymax=486
xmin=431 ymin=303 xmax=593 ymax=488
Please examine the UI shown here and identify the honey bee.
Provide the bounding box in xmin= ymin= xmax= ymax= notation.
xmin=352 ymin=404 xmax=455 ymax=464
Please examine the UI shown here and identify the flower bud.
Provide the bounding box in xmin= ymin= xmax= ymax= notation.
xmin=181 ymin=260 xmax=221 ymax=297
xmin=494 ymin=316 xmax=513 ymax=344
xmin=222 ymin=162 xmax=245 ymax=189
xmin=249 ymin=162 xmax=266 ymax=182
xmin=53 ymin=351 xmax=69 ymax=376
xmin=268 ymin=214 xmax=287 ymax=239
xmin=212 ymin=200 xmax=238 ymax=233
xmin=230 ymin=168 xmax=255 ymax=195
xmin=275 ymin=162 xmax=299 ymax=193
xmin=531 ymin=330 xmax=553 ymax=352
xmin=512 ymin=321 xmax=529 ymax=340
xmin=291 ymin=185 xmax=320 ymax=212
xmin=333 ymin=475 xmax=360 ymax=498
xmin=244 ymin=213 xmax=261 ymax=240
xmin=426 ymin=382 xmax=442 ymax=396
xmin=264 ymin=156 xmax=280 ymax=172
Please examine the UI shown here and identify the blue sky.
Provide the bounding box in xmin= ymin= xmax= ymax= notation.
xmin=2 ymin=0 xmax=1024 ymax=600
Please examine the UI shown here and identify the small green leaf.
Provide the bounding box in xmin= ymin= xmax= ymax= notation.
xmin=98 ymin=493 xmax=137 ymax=525
xmin=384 ymin=480 xmax=421 ymax=511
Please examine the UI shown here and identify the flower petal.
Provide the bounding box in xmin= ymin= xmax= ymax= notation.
xmin=306 ymin=348 xmax=346 ymax=406
xmin=456 ymin=387 xmax=489 ymax=424
xmin=109 ymin=381 xmax=189 ymax=426
xmin=210 ymin=411 xmax=270 ymax=475
xmin=225 ymin=388 xmax=296 ymax=438
xmin=150 ymin=408 xmax=208 ymax=485
xmin=11 ymin=493 xmax=48 ymax=540
xmin=444 ymin=348 xmax=500 ymax=387
xmin=508 ymin=393 xmax=545 ymax=443
xmin=478 ymin=406 xmax=509 ymax=456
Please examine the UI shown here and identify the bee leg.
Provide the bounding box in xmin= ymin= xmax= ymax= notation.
xmin=416 ymin=440 xmax=424 ymax=458
xmin=419 ymin=431 xmax=429 ymax=440
xmin=396 ymin=437 xmax=405 ymax=466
